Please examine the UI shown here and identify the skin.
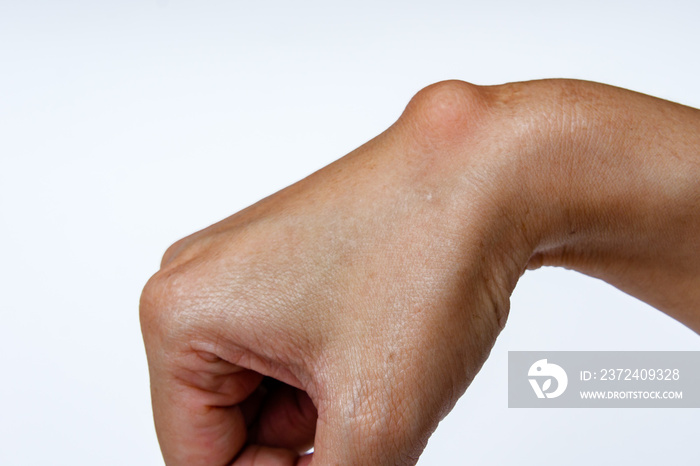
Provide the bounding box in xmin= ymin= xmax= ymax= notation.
xmin=139 ymin=79 xmax=700 ymax=465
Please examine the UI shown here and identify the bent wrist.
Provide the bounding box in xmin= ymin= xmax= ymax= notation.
xmin=389 ymin=78 xmax=698 ymax=323
xmin=492 ymin=79 xmax=700 ymax=320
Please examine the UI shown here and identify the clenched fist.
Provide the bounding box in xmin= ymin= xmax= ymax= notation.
xmin=140 ymin=80 xmax=700 ymax=465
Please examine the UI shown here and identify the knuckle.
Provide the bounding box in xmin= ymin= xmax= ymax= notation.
xmin=139 ymin=265 xmax=194 ymax=342
xmin=139 ymin=270 xmax=172 ymax=339
xmin=160 ymin=234 xmax=203 ymax=269
xmin=160 ymin=237 xmax=186 ymax=268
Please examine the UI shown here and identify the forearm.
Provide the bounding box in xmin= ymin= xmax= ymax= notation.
xmin=485 ymin=79 xmax=700 ymax=329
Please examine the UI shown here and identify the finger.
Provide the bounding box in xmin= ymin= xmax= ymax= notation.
xmin=247 ymin=380 xmax=317 ymax=451
xmin=233 ymin=446 xmax=313 ymax=465
xmin=148 ymin=351 xmax=264 ymax=466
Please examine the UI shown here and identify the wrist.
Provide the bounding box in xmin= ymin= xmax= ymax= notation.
xmin=491 ymin=79 xmax=700 ymax=322
xmin=393 ymin=78 xmax=698 ymax=326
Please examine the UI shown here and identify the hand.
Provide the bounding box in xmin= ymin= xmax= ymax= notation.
xmin=140 ymin=78 xmax=700 ymax=465
xmin=140 ymin=81 xmax=525 ymax=465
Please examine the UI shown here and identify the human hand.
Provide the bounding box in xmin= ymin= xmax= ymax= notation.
xmin=140 ymin=78 xmax=700 ymax=465
xmin=140 ymin=82 xmax=527 ymax=465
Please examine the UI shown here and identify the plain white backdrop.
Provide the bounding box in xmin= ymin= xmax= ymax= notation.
xmin=1 ymin=1 xmax=698 ymax=464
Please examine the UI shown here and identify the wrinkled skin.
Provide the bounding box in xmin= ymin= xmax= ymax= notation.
xmin=140 ymin=80 xmax=700 ymax=465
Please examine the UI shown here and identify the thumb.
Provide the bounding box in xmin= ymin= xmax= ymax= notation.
xmin=309 ymin=373 xmax=435 ymax=466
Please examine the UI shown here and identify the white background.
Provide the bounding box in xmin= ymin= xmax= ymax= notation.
xmin=1 ymin=1 xmax=699 ymax=464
